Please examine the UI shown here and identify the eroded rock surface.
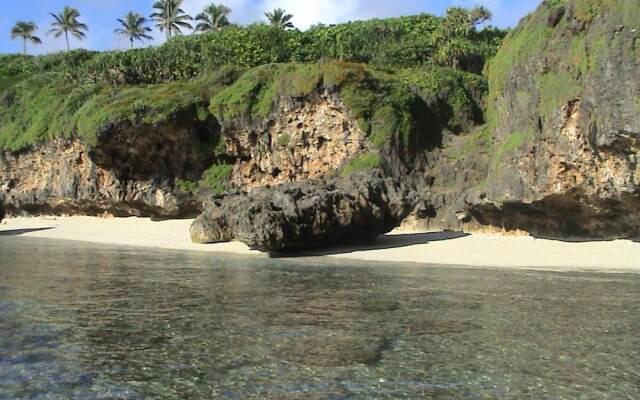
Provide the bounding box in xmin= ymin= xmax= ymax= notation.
xmin=190 ymin=172 xmax=415 ymax=252
xmin=406 ymin=0 xmax=640 ymax=239
xmin=226 ymin=93 xmax=367 ymax=189
xmin=1 ymin=119 xmax=218 ymax=218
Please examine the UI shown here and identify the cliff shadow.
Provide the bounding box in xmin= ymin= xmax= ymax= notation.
xmin=0 ymin=227 xmax=54 ymax=236
xmin=271 ymin=231 xmax=470 ymax=258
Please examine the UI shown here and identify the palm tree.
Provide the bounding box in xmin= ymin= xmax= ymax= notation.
xmin=265 ymin=8 xmax=294 ymax=29
xmin=11 ymin=21 xmax=42 ymax=55
xmin=469 ymin=6 xmax=493 ymax=28
xmin=151 ymin=0 xmax=193 ymax=40
xmin=48 ymin=6 xmax=88 ymax=51
xmin=195 ymin=3 xmax=231 ymax=33
xmin=442 ymin=6 xmax=492 ymax=37
xmin=115 ymin=12 xmax=153 ymax=49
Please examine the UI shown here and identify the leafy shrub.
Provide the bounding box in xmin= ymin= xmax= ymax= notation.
xmin=176 ymin=179 xmax=200 ymax=194
xmin=200 ymin=163 xmax=233 ymax=194
xmin=0 ymin=68 xmax=243 ymax=150
xmin=340 ymin=152 xmax=381 ymax=176
xmin=0 ymin=13 xmax=505 ymax=86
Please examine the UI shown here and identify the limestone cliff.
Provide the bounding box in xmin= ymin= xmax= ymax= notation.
xmin=3 ymin=0 xmax=639 ymax=249
xmin=224 ymin=92 xmax=367 ymax=188
xmin=0 ymin=118 xmax=218 ymax=218
xmin=469 ymin=0 xmax=640 ymax=238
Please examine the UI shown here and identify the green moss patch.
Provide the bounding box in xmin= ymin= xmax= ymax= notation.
xmin=397 ymin=67 xmax=487 ymax=132
xmin=200 ymin=163 xmax=233 ymax=194
xmin=210 ymin=62 xmax=424 ymax=156
xmin=340 ymin=151 xmax=381 ymax=177
xmin=493 ymin=131 xmax=534 ymax=165
xmin=0 ymin=68 xmax=242 ymax=151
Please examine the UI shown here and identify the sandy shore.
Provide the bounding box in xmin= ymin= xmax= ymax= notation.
xmin=1 ymin=216 xmax=639 ymax=272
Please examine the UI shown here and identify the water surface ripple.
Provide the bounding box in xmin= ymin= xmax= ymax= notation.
xmin=0 ymin=237 xmax=638 ymax=399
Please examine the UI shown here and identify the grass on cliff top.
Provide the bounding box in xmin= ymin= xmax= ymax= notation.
xmin=0 ymin=67 xmax=243 ymax=151
xmin=209 ymin=62 xmax=424 ymax=156
xmin=208 ymin=62 xmax=488 ymax=162
xmin=0 ymin=59 xmax=489 ymax=183
xmin=0 ymin=12 xmax=504 ymax=86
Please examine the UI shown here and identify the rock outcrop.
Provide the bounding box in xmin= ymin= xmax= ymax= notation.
xmin=1 ymin=118 xmax=219 ymax=218
xmin=472 ymin=0 xmax=640 ymax=239
xmin=225 ymin=93 xmax=368 ymax=189
xmin=190 ymin=171 xmax=415 ymax=252
xmin=405 ymin=0 xmax=640 ymax=239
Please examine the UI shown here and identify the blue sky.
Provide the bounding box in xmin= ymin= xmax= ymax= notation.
xmin=0 ymin=0 xmax=540 ymax=55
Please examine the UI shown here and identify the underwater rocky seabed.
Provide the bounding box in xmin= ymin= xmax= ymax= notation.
xmin=0 ymin=237 xmax=639 ymax=399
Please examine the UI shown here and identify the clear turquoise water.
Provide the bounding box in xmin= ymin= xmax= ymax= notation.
xmin=0 ymin=237 xmax=638 ymax=399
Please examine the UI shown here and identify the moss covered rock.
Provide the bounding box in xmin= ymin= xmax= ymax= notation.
xmin=475 ymin=0 xmax=640 ymax=238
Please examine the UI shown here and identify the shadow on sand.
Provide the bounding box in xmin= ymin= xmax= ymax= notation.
xmin=271 ymin=231 xmax=470 ymax=258
xmin=0 ymin=227 xmax=54 ymax=237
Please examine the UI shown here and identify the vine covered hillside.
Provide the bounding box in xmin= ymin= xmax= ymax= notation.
xmin=0 ymin=13 xmax=504 ymax=85
xmin=0 ymin=11 xmax=502 ymax=153
xmin=0 ymin=8 xmax=503 ymax=219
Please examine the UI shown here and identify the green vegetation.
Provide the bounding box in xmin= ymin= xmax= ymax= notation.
xmin=209 ymin=62 xmax=428 ymax=158
xmin=200 ymin=163 xmax=233 ymax=193
xmin=265 ymin=8 xmax=295 ymax=29
xmin=398 ymin=67 xmax=487 ymax=132
xmin=536 ymin=71 xmax=581 ymax=122
xmin=0 ymin=6 xmax=509 ymax=186
xmin=176 ymin=163 xmax=232 ymax=194
xmin=276 ymin=133 xmax=291 ymax=147
xmin=195 ymin=4 xmax=232 ymax=33
xmin=2 ymin=9 xmax=504 ymax=85
xmin=484 ymin=7 xmax=551 ymax=129
xmin=445 ymin=126 xmax=493 ymax=160
xmin=176 ymin=179 xmax=200 ymax=194
xmin=340 ymin=152 xmax=381 ymax=177
xmin=543 ymin=0 xmax=567 ymax=9
xmin=0 ymin=67 xmax=240 ymax=150
xmin=485 ymin=0 xmax=640 ymax=166
xmin=493 ymin=131 xmax=533 ymax=164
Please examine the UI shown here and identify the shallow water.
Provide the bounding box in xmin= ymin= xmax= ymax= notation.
xmin=0 ymin=237 xmax=638 ymax=399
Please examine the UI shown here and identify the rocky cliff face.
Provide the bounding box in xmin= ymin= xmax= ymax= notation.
xmin=405 ymin=0 xmax=640 ymax=239
xmin=3 ymin=0 xmax=639 ymax=249
xmin=225 ymin=92 xmax=367 ymax=189
xmin=0 ymin=119 xmax=218 ymax=218
xmin=469 ymin=0 xmax=640 ymax=239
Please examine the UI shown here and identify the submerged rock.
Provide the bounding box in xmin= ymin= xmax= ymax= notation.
xmin=191 ymin=172 xmax=415 ymax=252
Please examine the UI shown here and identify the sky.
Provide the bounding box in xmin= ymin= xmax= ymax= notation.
xmin=0 ymin=0 xmax=540 ymax=55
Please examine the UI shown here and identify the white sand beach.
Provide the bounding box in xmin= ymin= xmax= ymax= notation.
xmin=1 ymin=216 xmax=639 ymax=272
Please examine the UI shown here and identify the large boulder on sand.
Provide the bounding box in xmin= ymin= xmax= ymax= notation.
xmin=190 ymin=172 xmax=415 ymax=252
